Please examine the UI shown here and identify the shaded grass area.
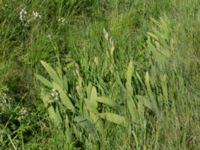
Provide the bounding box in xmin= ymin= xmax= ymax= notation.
xmin=0 ymin=0 xmax=200 ymax=149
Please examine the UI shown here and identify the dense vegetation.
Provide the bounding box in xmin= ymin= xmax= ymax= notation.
xmin=0 ymin=0 xmax=200 ymax=149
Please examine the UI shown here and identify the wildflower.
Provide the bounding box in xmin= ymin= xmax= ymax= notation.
xmin=19 ymin=8 xmax=27 ymax=21
xmin=33 ymin=11 xmax=41 ymax=19
xmin=58 ymin=17 xmax=66 ymax=24
xmin=50 ymin=88 xmax=59 ymax=102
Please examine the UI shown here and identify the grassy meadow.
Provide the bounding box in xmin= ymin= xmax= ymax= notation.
xmin=0 ymin=0 xmax=200 ymax=149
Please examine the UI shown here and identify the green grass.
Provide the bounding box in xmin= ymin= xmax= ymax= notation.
xmin=0 ymin=0 xmax=200 ymax=149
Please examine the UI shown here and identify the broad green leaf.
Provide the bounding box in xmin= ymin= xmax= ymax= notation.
xmin=126 ymin=61 xmax=133 ymax=96
xmin=35 ymin=74 xmax=52 ymax=88
xmin=41 ymin=61 xmax=63 ymax=86
xmin=90 ymin=86 xmax=98 ymax=109
xmin=86 ymin=83 xmax=93 ymax=99
xmin=85 ymin=85 xmax=101 ymax=127
xmin=99 ymin=113 xmax=127 ymax=127
xmin=49 ymin=106 xmax=62 ymax=128
xmin=86 ymin=86 xmax=99 ymax=122
xmin=96 ymin=97 xmax=117 ymax=107
xmin=53 ymin=82 xmax=75 ymax=112
xmin=126 ymin=61 xmax=136 ymax=122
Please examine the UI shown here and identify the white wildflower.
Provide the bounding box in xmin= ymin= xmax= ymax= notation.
xmin=50 ymin=88 xmax=59 ymax=102
xmin=19 ymin=8 xmax=27 ymax=21
xmin=33 ymin=11 xmax=41 ymax=19
xmin=18 ymin=107 xmax=28 ymax=121
xmin=58 ymin=17 xmax=66 ymax=24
